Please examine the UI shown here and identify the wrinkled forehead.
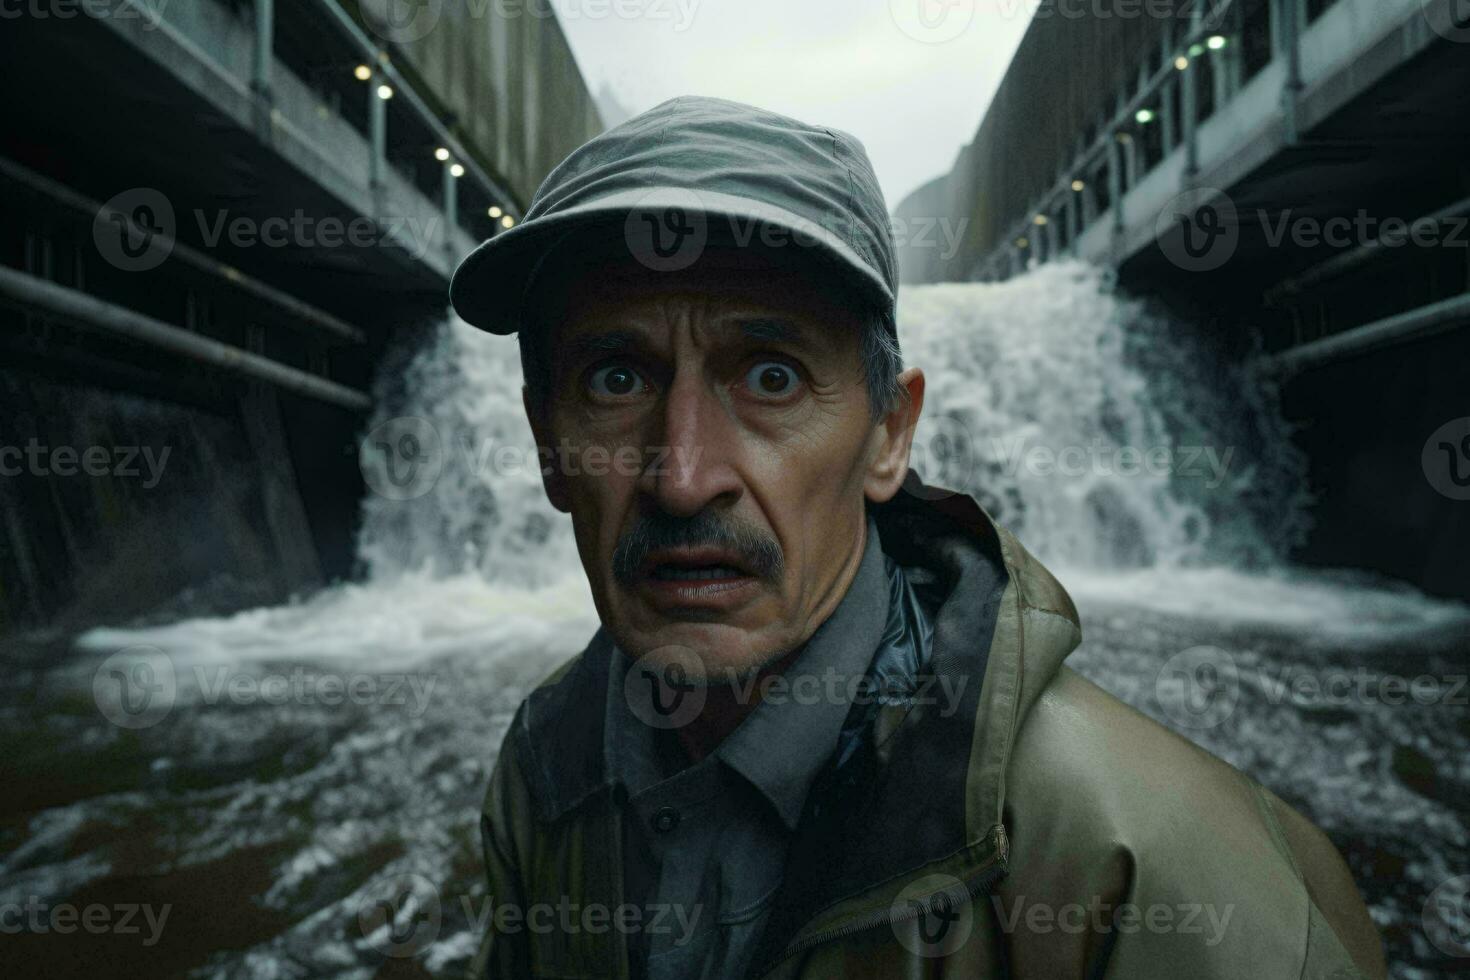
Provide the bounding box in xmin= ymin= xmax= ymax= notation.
xmin=524 ymin=226 xmax=866 ymax=343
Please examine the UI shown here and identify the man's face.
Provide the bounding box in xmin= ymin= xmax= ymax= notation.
xmin=525 ymin=244 xmax=922 ymax=682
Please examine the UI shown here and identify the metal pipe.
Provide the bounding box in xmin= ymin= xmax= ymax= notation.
xmin=0 ymin=157 xmax=365 ymax=345
xmin=1263 ymin=292 xmax=1470 ymax=375
xmin=0 ymin=265 xmax=372 ymax=412
xmin=1267 ymin=193 xmax=1470 ymax=301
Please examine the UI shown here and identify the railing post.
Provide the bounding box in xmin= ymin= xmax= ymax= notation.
xmin=1109 ymin=132 xmax=1125 ymax=233
xmin=252 ymin=0 xmax=273 ymax=100
xmin=1181 ymin=56 xmax=1200 ymax=177
xmin=443 ymin=160 xmax=458 ymax=254
xmin=370 ymin=83 xmax=388 ymax=192
xmin=1066 ymin=190 xmax=1081 ymax=251
xmin=1272 ymin=0 xmax=1304 ymax=144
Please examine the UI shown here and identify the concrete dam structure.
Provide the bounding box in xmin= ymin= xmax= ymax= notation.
xmin=0 ymin=0 xmax=603 ymax=632
xmin=896 ymin=0 xmax=1470 ymax=599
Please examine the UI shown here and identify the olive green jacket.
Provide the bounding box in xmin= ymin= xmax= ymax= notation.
xmin=472 ymin=487 xmax=1386 ymax=979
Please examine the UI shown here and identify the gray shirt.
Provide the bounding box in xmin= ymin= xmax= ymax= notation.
xmin=603 ymin=516 xmax=891 ymax=980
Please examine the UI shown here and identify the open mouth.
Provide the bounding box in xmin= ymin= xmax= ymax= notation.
xmin=636 ymin=548 xmax=761 ymax=609
xmin=649 ymin=564 xmax=748 ymax=582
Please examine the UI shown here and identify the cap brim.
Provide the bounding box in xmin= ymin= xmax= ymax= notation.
xmin=449 ymin=187 xmax=894 ymax=335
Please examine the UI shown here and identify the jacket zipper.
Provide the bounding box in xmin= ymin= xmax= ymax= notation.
xmin=754 ymin=825 xmax=1010 ymax=978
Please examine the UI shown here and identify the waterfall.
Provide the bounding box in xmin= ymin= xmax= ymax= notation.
xmin=78 ymin=262 xmax=1466 ymax=662
xmin=355 ymin=261 xmax=1308 ymax=578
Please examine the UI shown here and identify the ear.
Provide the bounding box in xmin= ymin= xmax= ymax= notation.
xmin=523 ymin=385 xmax=571 ymax=513
xmin=864 ymin=367 xmax=925 ymax=504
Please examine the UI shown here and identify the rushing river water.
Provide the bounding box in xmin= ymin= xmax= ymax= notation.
xmin=3 ymin=264 xmax=1467 ymax=978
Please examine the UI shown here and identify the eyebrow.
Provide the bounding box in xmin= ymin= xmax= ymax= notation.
xmin=562 ymin=330 xmax=638 ymax=366
xmin=735 ymin=317 xmax=805 ymax=345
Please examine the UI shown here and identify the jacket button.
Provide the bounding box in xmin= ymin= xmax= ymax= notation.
xmin=652 ymin=806 xmax=680 ymax=833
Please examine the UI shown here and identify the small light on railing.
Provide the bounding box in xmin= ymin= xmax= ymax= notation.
xmin=1015 ymin=237 xmax=1029 ymax=249
xmin=1207 ymin=35 xmax=1227 ymax=50
xmin=435 ymin=147 xmax=451 ymax=162
xmin=376 ymin=84 xmax=394 ymax=101
xmin=1116 ymin=131 xmax=1133 ymax=145
xmin=488 ymin=205 xmax=503 ymax=219
xmin=1175 ymin=55 xmax=1190 ymax=71
xmin=1033 ymin=214 xmax=1049 ymax=227
xmin=1071 ymin=179 xmax=1086 ymax=192
xmin=1135 ymin=108 xmax=1155 ymax=124
xmin=1188 ymin=42 xmax=1205 ymax=57
xmin=354 ymin=65 xmax=373 ymax=82
xmin=450 ymin=164 xmax=465 ymax=178
xmin=501 ymin=215 xmax=515 ymax=229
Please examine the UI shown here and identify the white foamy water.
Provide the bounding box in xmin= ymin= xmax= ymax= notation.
xmin=79 ymin=262 xmax=1467 ymax=663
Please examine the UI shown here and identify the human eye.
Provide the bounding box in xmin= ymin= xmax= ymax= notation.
xmin=586 ymin=362 xmax=647 ymax=398
xmin=743 ymin=360 xmax=802 ymax=399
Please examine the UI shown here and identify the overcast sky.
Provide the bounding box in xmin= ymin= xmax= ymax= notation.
xmin=549 ymin=0 xmax=1034 ymax=209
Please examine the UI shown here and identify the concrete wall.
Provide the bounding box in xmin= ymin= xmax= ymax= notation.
xmin=896 ymin=0 xmax=1192 ymax=280
xmin=383 ymin=1 xmax=605 ymax=209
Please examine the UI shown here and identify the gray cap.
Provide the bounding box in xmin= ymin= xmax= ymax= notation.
xmin=449 ymin=95 xmax=897 ymax=335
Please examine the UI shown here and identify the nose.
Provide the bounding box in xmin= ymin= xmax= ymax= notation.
xmin=639 ymin=370 xmax=743 ymax=516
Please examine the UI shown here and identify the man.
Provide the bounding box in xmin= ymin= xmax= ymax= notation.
xmin=449 ymin=96 xmax=1385 ymax=979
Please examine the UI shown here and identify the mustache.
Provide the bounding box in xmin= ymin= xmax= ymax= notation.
xmin=611 ymin=509 xmax=785 ymax=585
